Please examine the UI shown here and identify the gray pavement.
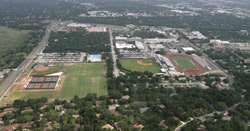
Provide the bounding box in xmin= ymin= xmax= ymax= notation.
xmin=109 ymin=27 xmax=120 ymax=77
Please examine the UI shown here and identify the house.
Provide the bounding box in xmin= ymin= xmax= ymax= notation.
xmin=0 ymin=118 xmax=4 ymax=125
xmin=159 ymin=120 xmax=168 ymax=129
xmin=2 ymin=121 xmax=34 ymax=131
xmin=72 ymin=115 xmax=80 ymax=119
xmin=3 ymin=108 xmax=14 ymax=113
xmin=55 ymin=105 xmax=64 ymax=111
xmin=102 ymin=124 xmax=114 ymax=130
xmin=0 ymin=112 xmax=6 ymax=117
xmin=133 ymin=124 xmax=144 ymax=130
xmin=121 ymin=95 xmax=130 ymax=100
xmin=21 ymin=108 xmax=33 ymax=114
xmin=96 ymin=113 xmax=101 ymax=118
xmin=178 ymin=77 xmax=187 ymax=81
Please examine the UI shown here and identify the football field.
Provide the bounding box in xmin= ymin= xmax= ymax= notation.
xmin=172 ymin=56 xmax=198 ymax=70
xmin=167 ymin=54 xmax=205 ymax=74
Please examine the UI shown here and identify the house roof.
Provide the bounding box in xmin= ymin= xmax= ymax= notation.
xmin=102 ymin=124 xmax=114 ymax=130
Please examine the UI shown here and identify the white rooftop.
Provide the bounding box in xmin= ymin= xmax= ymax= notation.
xmin=149 ymin=44 xmax=164 ymax=49
xmin=46 ymin=72 xmax=63 ymax=76
xmin=188 ymin=31 xmax=207 ymax=39
xmin=87 ymin=27 xmax=107 ymax=32
xmin=145 ymin=38 xmax=178 ymax=43
xmin=182 ymin=47 xmax=195 ymax=51
xmin=67 ymin=23 xmax=90 ymax=28
xmin=115 ymin=36 xmax=128 ymax=40
xmin=116 ymin=41 xmax=135 ymax=49
xmin=135 ymin=41 xmax=144 ymax=50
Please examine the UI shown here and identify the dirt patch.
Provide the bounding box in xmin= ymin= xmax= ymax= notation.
xmin=9 ymin=74 xmax=65 ymax=93
xmin=35 ymin=65 xmax=49 ymax=71
xmin=14 ymin=76 xmax=30 ymax=86
xmin=55 ymin=75 xmax=66 ymax=91
xmin=137 ymin=60 xmax=153 ymax=66
xmin=64 ymin=63 xmax=76 ymax=66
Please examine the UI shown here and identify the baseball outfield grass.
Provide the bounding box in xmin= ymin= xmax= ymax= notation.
xmin=119 ymin=59 xmax=160 ymax=73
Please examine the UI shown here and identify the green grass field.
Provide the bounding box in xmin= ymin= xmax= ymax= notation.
xmin=172 ymin=56 xmax=198 ymax=69
xmin=119 ymin=59 xmax=160 ymax=73
xmin=0 ymin=26 xmax=30 ymax=53
xmin=2 ymin=63 xmax=107 ymax=104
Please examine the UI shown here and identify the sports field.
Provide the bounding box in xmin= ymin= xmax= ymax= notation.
xmin=26 ymin=76 xmax=60 ymax=89
xmin=172 ymin=56 xmax=198 ymax=70
xmin=0 ymin=63 xmax=107 ymax=104
xmin=167 ymin=54 xmax=205 ymax=74
xmin=119 ymin=59 xmax=160 ymax=73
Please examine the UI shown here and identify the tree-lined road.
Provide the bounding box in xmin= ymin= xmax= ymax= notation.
xmin=0 ymin=21 xmax=56 ymax=100
xmin=109 ymin=27 xmax=120 ymax=78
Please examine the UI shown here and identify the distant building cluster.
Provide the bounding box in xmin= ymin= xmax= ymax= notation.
xmin=79 ymin=11 xmax=152 ymax=18
xmin=111 ymin=24 xmax=228 ymax=77
xmin=121 ymin=51 xmax=151 ymax=59
xmin=210 ymin=39 xmax=250 ymax=50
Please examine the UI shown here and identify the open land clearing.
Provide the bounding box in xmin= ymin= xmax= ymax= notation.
xmin=0 ymin=63 xmax=107 ymax=105
xmin=120 ymin=59 xmax=160 ymax=73
xmin=0 ymin=26 xmax=30 ymax=53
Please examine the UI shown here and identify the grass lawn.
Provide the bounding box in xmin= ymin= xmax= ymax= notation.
xmin=119 ymin=59 xmax=160 ymax=73
xmin=0 ymin=26 xmax=30 ymax=53
xmin=172 ymin=56 xmax=198 ymax=70
xmin=1 ymin=63 xmax=107 ymax=104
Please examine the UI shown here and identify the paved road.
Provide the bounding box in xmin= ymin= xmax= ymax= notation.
xmin=175 ymin=118 xmax=194 ymax=131
xmin=109 ymin=27 xmax=120 ymax=77
xmin=0 ymin=21 xmax=56 ymax=100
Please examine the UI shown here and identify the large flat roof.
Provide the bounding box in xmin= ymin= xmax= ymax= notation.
xmin=182 ymin=47 xmax=195 ymax=51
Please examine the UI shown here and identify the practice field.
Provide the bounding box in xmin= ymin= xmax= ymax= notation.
xmin=172 ymin=56 xmax=198 ymax=69
xmin=119 ymin=59 xmax=160 ymax=73
xmin=1 ymin=63 xmax=107 ymax=104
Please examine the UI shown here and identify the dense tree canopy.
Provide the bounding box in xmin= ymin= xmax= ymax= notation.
xmin=44 ymin=30 xmax=110 ymax=53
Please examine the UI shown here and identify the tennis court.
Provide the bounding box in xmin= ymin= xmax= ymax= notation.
xmin=26 ymin=76 xmax=60 ymax=89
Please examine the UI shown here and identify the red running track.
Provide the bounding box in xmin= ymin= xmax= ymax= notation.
xmin=166 ymin=54 xmax=205 ymax=74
